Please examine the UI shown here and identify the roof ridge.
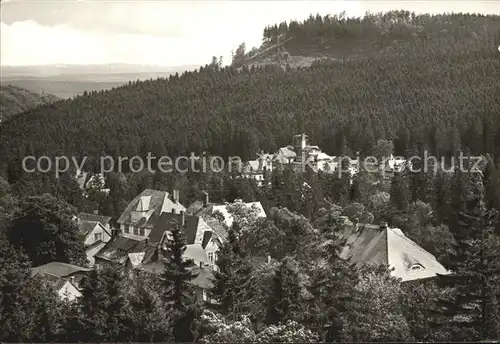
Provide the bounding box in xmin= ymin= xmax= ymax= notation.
xmin=387 ymin=227 xmax=441 ymax=262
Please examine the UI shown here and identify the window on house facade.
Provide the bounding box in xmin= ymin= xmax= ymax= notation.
xmin=133 ymin=226 xmax=139 ymax=235
xmin=125 ymin=225 xmax=130 ymax=233
xmin=208 ymin=252 xmax=214 ymax=263
xmin=94 ymin=232 xmax=102 ymax=241
xmin=139 ymin=227 xmax=145 ymax=236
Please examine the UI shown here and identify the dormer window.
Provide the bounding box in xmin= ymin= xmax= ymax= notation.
xmin=138 ymin=196 xmax=151 ymax=211
xmin=410 ymin=263 xmax=424 ymax=271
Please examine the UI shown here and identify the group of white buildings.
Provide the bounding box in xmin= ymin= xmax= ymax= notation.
xmin=242 ymin=133 xmax=407 ymax=184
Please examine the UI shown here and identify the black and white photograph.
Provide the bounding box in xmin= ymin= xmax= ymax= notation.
xmin=0 ymin=0 xmax=499 ymax=342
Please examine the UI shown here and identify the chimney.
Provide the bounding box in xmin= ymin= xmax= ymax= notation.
xmin=112 ymin=228 xmax=122 ymax=238
xmin=379 ymin=221 xmax=388 ymax=230
xmin=70 ymin=276 xmax=75 ymax=284
xmin=199 ymin=261 xmax=203 ymax=268
xmin=267 ymin=255 xmax=271 ymax=264
xmin=172 ymin=189 xmax=179 ymax=203
xmin=157 ymin=244 xmax=163 ymax=262
xmin=181 ymin=211 xmax=185 ymax=226
xmin=203 ymin=191 xmax=209 ymax=207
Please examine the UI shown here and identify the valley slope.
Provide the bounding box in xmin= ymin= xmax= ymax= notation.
xmin=0 ymin=85 xmax=60 ymax=122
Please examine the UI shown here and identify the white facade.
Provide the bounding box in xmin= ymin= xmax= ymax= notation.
xmin=57 ymin=281 xmax=82 ymax=301
xmin=83 ymin=222 xmax=111 ymax=246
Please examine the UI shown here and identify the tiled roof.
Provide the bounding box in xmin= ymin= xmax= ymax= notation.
xmin=186 ymin=201 xmax=213 ymax=216
xmin=338 ymin=224 xmax=388 ymax=267
xmin=337 ymin=223 xmax=450 ymax=282
xmin=148 ymin=212 xmax=200 ymax=245
xmin=203 ymin=217 xmax=228 ymax=241
xmin=31 ymin=262 xmax=91 ymax=278
xmin=274 ymin=146 xmax=296 ymax=163
xmin=77 ymin=212 xmax=111 ymax=225
xmin=94 ymin=236 xmax=147 ymax=264
xmin=42 ymin=273 xmax=68 ymax=291
xmin=79 ymin=221 xmax=99 ymax=236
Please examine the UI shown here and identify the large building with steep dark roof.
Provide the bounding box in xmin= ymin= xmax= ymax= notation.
xmin=335 ymin=221 xmax=451 ymax=282
xmin=148 ymin=212 xmax=214 ymax=245
xmin=117 ymin=189 xmax=186 ymax=239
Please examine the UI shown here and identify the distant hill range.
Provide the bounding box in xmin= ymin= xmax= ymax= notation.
xmin=0 ymin=85 xmax=60 ymax=122
xmin=0 ymin=63 xmax=198 ymax=98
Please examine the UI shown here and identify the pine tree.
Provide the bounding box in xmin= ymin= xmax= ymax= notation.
xmin=331 ymin=159 xmax=351 ymax=206
xmin=407 ymin=143 xmax=421 ymax=203
xmin=350 ymin=175 xmax=362 ymax=203
xmin=305 ymin=239 xmax=358 ymax=342
xmin=431 ymin=176 xmax=500 ymax=341
xmin=77 ymin=268 xmax=133 ymax=342
xmin=483 ymin=155 xmax=500 ymax=235
xmin=211 ymin=225 xmax=254 ymax=318
xmin=127 ymin=278 xmax=170 ymax=342
xmin=0 ymin=238 xmax=33 ymax=341
xmin=265 ymin=257 xmax=301 ymax=325
xmin=390 ymin=170 xmax=410 ymax=211
xmin=418 ymin=154 xmax=437 ymax=205
xmin=161 ymin=224 xmax=200 ymax=342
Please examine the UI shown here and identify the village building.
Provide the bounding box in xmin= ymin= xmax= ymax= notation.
xmin=76 ymin=212 xmax=112 ymax=266
xmin=241 ymin=152 xmax=273 ymax=184
xmin=187 ymin=192 xmax=267 ymax=229
xmin=96 ymin=208 xmax=221 ymax=272
xmin=148 ymin=211 xmax=223 ymax=271
xmin=93 ymin=211 xmax=218 ymax=304
xmin=334 ymin=220 xmax=450 ymax=282
xmin=116 ymin=189 xmax=186 ymax=239
xmin=74 ymin=169 xmax=110 ymax=194
xmin=31 ymin=262 xmax=91 ymax=301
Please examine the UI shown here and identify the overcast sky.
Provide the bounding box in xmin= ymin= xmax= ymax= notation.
xmin=1 ymin=0 xmax=499 ymax=66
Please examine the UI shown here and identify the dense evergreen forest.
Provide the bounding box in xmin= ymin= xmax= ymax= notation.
xmin=0 ymin=85 xmax=59 ymax=122
xmin=1 ymin=11 xmax=500 ymax=181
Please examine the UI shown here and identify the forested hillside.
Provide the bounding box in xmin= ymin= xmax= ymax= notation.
xmin=0 ymin=85 xmax=59 ymax=122
xmin=1 ymin=12 xmax=500 ymax=180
